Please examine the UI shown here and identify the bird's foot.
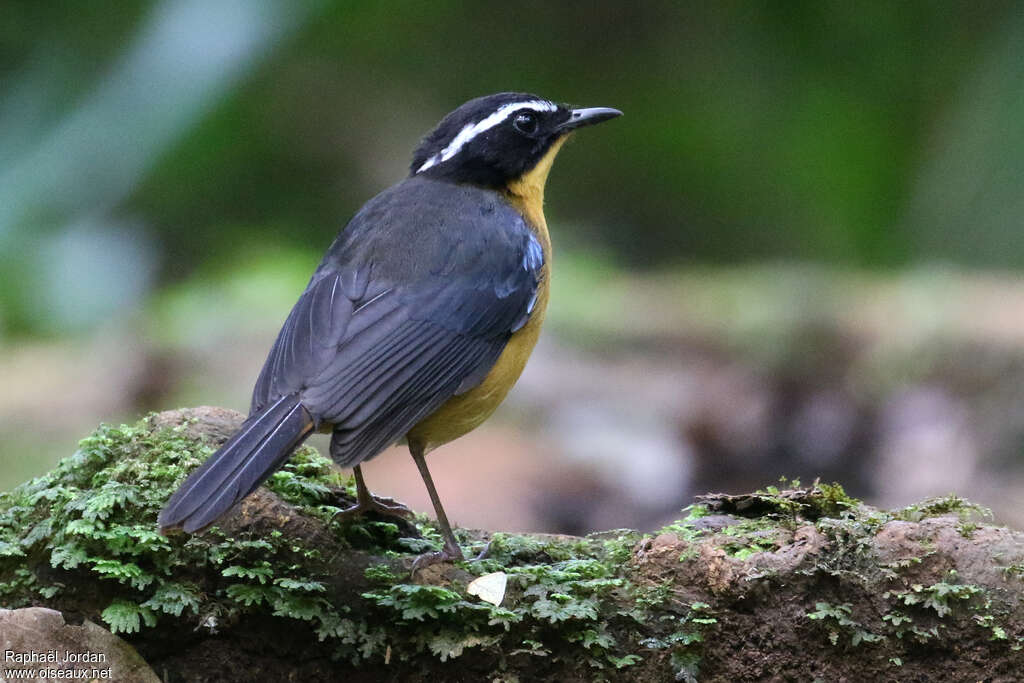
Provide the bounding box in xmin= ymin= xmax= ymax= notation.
xmin=472 ymin=539 xmax=493 ymax=562
xmin=331 ymin=494 xmax=414 ymax=524
xmin=411 ymin=542 xmax=464 ymax=575
xmin=410 ymin=539 xmax=491 ymax=576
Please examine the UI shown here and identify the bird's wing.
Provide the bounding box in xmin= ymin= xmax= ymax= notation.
xmin=250 ymin=179 xmax=543 ymax=467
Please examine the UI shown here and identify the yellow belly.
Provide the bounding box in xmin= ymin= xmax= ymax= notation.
xmin=405 ymin=135 xmax=564 ymax=453
xmin=406 ymin=277 xmax=549 ymax=451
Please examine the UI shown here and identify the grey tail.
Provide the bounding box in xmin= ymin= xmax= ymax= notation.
xmin=158 ymin=395 xmax=315 ymax=534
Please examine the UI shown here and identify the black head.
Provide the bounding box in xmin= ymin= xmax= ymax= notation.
xmin=411 ymin=92 xmax=621 ymax=188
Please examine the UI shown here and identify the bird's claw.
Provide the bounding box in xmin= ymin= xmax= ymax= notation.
xmin=472 ymin=539 xmax=492 ymax=562
xmin=331 ymin=495 xmax=414 ymax=524
xmin=410 ymin=539 xmax=491 ymax=576
xmin=411 ymin=544 xmax=464 ymax=575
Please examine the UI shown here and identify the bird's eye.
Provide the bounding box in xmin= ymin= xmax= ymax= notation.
xmin=513 ymin=111 xmax=539 ymax=135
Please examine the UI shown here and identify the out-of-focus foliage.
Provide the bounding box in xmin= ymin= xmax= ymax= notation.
xmin=6 ymin=1 xmax=1024 ymax=535
xmin=2 ymin=0 xmax=1023 ymax=335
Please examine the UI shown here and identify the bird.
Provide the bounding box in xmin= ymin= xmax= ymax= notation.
xmin=158 ymin=92 xmax=621 ymax=567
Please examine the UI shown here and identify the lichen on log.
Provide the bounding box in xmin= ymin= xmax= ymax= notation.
xmin=1 ymin=407 xmax=1022 ymax=682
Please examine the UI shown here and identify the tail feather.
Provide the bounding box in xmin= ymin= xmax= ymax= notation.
xmin=159 ymin=395 xmax=314 ymax=533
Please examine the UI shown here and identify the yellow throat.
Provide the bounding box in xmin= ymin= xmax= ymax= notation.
xmin=405 ymin=135 xmax=570 ymax=452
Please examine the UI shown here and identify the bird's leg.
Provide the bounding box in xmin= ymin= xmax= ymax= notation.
xmin=332 ymin=465 xmax=414 ymax=523
xmin=408 ymin=441 xmax=465 ymax=573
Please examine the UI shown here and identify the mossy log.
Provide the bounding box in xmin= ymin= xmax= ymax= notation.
xmin=1 ymin=407 xmax=1023 ymax=682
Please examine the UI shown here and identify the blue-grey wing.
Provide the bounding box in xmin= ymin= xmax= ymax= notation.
xmin=250 ymin=178 xmax=543 ymax=466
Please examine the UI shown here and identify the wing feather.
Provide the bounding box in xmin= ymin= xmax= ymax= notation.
xmin=249 ymin=177 xmax=544 ymax=468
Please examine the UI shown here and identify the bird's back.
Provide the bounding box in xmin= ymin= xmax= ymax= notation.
xmin=250 ymin=175 xmax=547 ymax=462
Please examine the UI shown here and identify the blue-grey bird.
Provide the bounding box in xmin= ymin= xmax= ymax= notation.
xmin=158 ymin=92 xmax=621 ymax=566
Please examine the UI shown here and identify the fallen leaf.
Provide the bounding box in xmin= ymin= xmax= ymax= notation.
xmin=467 ymin=571 xmax=507 ymax=606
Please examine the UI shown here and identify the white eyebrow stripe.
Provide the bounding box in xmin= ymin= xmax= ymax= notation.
xmin=416 ymin=100 xmax=558 ymax=173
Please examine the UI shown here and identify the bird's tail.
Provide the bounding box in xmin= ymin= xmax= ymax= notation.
xmin=158 ymin=395 xmax=315 ymax=533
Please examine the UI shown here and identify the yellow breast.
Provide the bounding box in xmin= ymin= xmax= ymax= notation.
xmin=405 ymin=137 xmax=567 ymax=452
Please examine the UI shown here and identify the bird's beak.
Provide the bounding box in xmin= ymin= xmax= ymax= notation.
xmin=557 ymin=107 xmax=623 ymax=132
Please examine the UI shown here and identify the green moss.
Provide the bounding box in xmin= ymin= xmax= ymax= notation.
xmin=883 ymin=572 xmax=982 ymax=619
xmin=1000 ymin=563 xmax=1024 ymax=581
xmin=797 ymin=568 xmax=1011 ymax=649
xmin=807 ymin=573 xmax=1002 ymax=650
xmin=893 ymin=494 xmax=992 ymax=523
xmin=757 ymin=480 xmax=860 ymax=521
xmin=0 ymin=416 xmax=368 ymax=641
xmin=719 ymin=520 xmax=782 ymax=559
xmin=0 ymin=413 xmax=671 ymax=672
xmin=634 ymin=600 xmax=718 ymax=682
xmin=356 ymin=533 xmax=656 ymax=670
xmin=806 ymin=601 xmax=884 ymax=647
xmin=673 ymin=482 xmax=1021 ymax=659
xmin=812 ymin=482 xmax=861 ymax=516
xmin=5 ymin=412 xmax=1016 ymax=676
xmin=658 ymin=505 xmax=715 ymax=562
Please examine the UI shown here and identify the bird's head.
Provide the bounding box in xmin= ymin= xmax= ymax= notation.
xmin=411 ymin=92 xmax=621 ymax=191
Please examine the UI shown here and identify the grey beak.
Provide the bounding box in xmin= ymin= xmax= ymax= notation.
xmin=558 ymin=106 xmax=623 ymax=132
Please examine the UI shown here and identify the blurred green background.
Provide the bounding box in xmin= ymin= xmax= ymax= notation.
xmin=5 ymin=0 xmax=1024 ymax=533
